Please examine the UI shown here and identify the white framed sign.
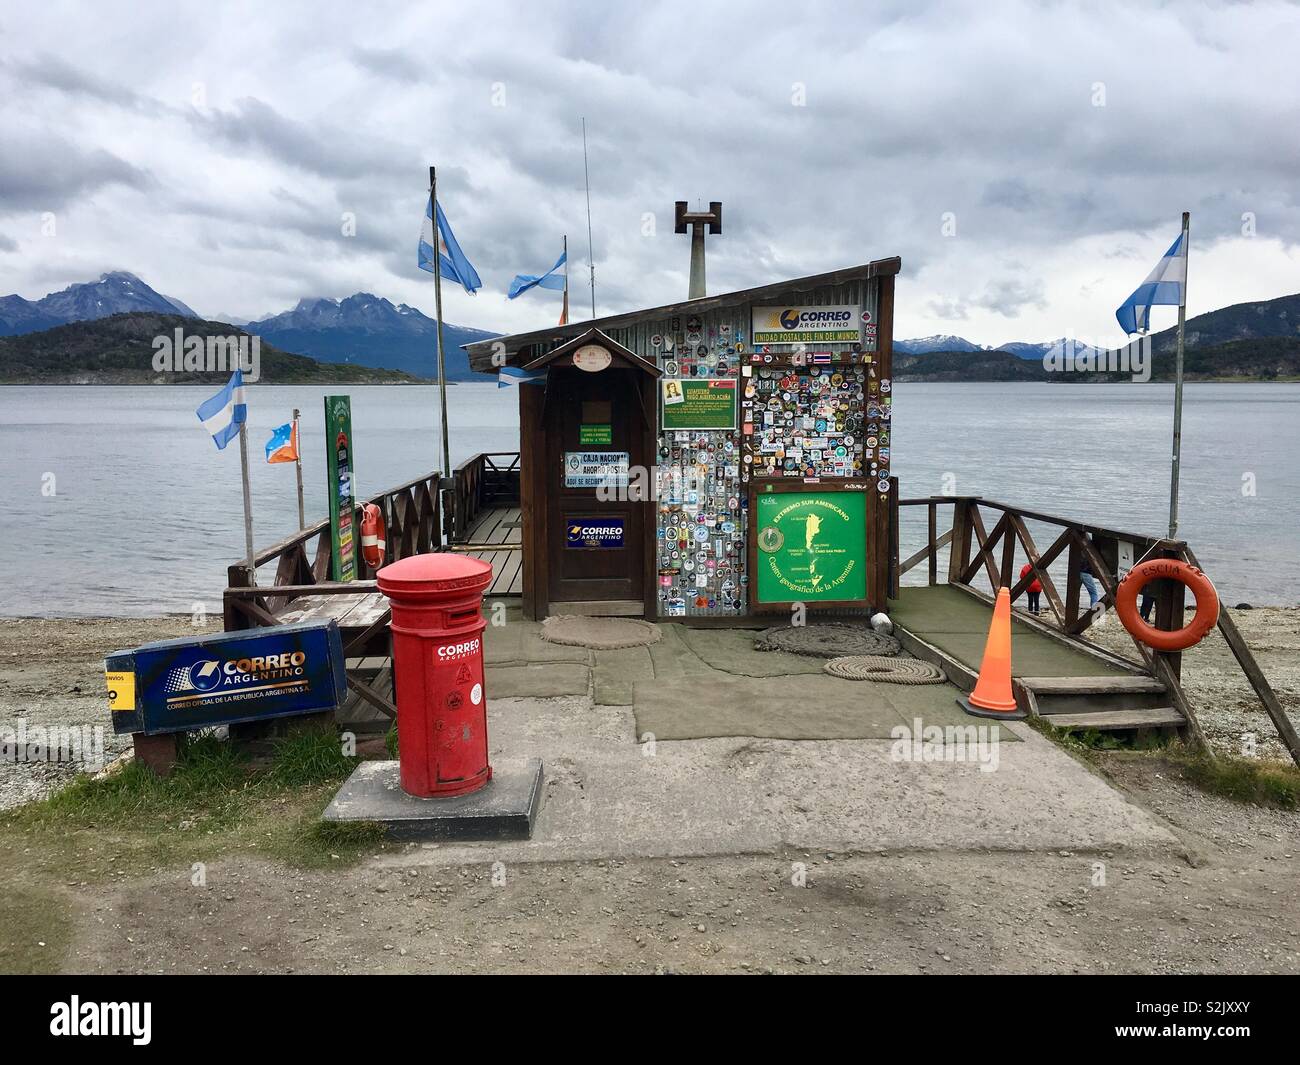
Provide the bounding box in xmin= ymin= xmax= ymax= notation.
xmin=564 ymin=450 xmax=629 ymax=488
xmin=752 ymin=305 xmax=860 ymax=344
xmin=572 ymin=344 xmax=613 ymax=372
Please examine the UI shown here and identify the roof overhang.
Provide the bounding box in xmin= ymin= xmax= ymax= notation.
xmin=464 ymin=256 xmax=901 ymax=373
xmin=522 ymin=327 xmax=660 ymax=377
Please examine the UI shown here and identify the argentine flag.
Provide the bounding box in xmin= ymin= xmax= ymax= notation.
xmin=497 ymin=366 xmax=547 ymax=389
xmin=196 ymin=369 xmax=247 ymax=450
xmin=508 ymin=249 xmax=567 ymax=300
xmin=1116 ymin=232 xmax=1187 ymax=335
xmin=418 ymin=196 xmax=482 ymax=294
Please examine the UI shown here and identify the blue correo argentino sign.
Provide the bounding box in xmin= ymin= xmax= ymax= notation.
xmin=104 ymin=621 xmax=347 ymax=736
xmin=565 ymin=517 xmax=625 ymax=549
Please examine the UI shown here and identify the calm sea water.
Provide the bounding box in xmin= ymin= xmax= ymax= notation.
xmin=3 ymin=382 xmax=1297 ymax=616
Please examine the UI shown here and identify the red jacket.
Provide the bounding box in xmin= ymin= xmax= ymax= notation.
xmin=1020 ymin=563 xmax=1042 ymax=594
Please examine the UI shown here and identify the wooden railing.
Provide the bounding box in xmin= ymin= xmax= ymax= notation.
xmin=896 ymin=495 xmax=1300 ymax=765
xmin=223 ymin=470 xmax=445 ymax=629
xmin=450 ymin=452 xmax=521 ymax=542
xmin=897 ymin=495 xmax=1184 ymax=671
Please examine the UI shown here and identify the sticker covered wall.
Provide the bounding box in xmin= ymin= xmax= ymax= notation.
xmin=570 ymin=274 xmax=885 ymax=619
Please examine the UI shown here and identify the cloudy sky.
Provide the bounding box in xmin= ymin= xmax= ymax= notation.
xmin=2 ymin=0 xmax=1298 ymax=347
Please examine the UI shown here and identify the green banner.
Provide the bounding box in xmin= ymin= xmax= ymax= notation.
xmin=324 ymin=395 xmax=356 ymax=582
xmin=579 ymin=423 xmax=612 ymax=445
xmin=754 ymin=490 xmax=867 ymax=603
xmin=661 ymin=379 xmax=737 ymax=430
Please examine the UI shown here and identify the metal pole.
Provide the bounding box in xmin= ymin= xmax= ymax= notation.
xmin=561 ymin=233 xmax=569 ymax=325
xmin=237 ymin=418 xmax=256 ymax=585
xmin=430 ymin=165 xmax=452 ymax=478
xmin=582 ymin=118 xmax=596 ymax=318
xmin=1169 ymin=211 xmax=1189 ymax=539
xmin=292 ymin=407 xmax=305 ymax=530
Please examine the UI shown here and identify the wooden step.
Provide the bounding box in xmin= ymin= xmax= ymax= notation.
xmin=1043 ymin=707 xmax=1185 ymax=731
xmin=1019 ymin=675 xmax=1167 ymax=695
xmin=548 ymin=600 xmax=645 ymax=617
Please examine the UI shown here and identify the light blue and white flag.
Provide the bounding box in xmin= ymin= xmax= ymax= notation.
xmin=196 ymin=369 xmax=247 ymax=450
xmin=507 ymin=249 xmax=567 ymax=300
xmin=497 ymin=366 xmax=547 ymax=389
xmin=418 ymin=196 xmax=482 ymax=294
xmin=1116 ymin=231 xmax=1187 ymax=334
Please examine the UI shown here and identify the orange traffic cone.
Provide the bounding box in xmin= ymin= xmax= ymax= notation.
xmin=957 ymin=586 xmax=1026 ymax=719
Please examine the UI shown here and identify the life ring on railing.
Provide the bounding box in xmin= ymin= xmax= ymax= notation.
xmin=1115 ymin=559 xmax=1218 ymax=652
xmin=360 ymin=503 xmax=386 ymax=569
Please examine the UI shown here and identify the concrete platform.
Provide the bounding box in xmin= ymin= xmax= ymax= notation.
xmin=323 ymin=759 xmax=544 ymax=842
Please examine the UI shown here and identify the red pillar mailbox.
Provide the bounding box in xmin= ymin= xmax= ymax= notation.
xmin=376 ymin=554 xmax=494 ymax=798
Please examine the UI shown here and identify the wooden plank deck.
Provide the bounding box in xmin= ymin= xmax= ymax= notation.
xmin=453 ymin=505 xmax=523 ymax=597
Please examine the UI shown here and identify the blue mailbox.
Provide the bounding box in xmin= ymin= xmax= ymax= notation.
xmin=105 ymin=621 xmax=347 ymax=737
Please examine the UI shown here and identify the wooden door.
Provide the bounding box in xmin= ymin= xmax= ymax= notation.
xmin=545 ymin=367 xmax=646 ymax=609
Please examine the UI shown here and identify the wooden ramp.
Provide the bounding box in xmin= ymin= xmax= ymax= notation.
xmin=451 ymin=505 xmax=523 ymax=597
xmin=890 ymin=584 xmax=1185 ymax=734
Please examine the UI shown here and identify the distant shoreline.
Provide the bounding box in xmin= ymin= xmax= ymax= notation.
xmin=0 ymin=378 xmax=460 ymax=386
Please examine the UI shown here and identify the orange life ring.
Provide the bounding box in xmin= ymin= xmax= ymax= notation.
xmin=360 ymin=503 xmax=386 ymax=569
xmin=1115 ymin=559 xmax=1218 ymax=652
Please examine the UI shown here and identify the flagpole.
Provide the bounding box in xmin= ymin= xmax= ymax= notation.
xmin=292 ymin=407 xmax=305 ymax=530
xmin=429 ymin=165 xmax=452 ymax=479
xmin=1168 ymin=210 xmax=1189 ymax=539
xmin=582 ymin=117 xmax=596 ymax=318
xmin=561 ymin=233 xmax=570 ymax=325
xmin=237 ymin=419 xmax=256 ymax=585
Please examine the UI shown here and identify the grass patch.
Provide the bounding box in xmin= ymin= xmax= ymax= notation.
xmin=1027 ymin=715 xmax=1172 ymax=754
xmin=1029 ymin=716 xmax=1300 ymax=810
xmin=1173 ymin=751 xmax=1300 ymax=809
xmin=0 ymin=729 xmax=389 ymax=883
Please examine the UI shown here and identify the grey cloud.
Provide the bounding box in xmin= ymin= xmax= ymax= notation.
xmin=5 ymin=53 xmax=163 ymax=112
xmin=0 ymin=0 xmax=1296 ymax=337
xmin=0 ymin=138 xmax=150 ymax=212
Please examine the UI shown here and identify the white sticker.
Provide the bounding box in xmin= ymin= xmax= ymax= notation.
xmin=470 ymin=683 xmax=482 ymax=706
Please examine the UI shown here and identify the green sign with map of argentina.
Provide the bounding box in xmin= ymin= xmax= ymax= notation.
xmin=754 ymin=491 xmax=867 ymax=603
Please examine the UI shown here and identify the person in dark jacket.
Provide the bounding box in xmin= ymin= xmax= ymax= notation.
xmin=1079 ymin=557 xmax=1100 ymax=609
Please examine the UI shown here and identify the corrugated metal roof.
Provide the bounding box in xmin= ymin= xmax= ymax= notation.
xmin=463 ymin=257 xmax=900 ymax=372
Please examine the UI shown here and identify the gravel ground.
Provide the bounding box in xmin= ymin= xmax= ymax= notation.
xmin=0 ymin=616 xmax=219 ymax=809
xmin=1082 ymin=606 xmax=1300 ymax=762
xmin=58 ymin=755 xmax=1300 ymax=974
xmin=2 ymin=613 xmax=1298 ymax=974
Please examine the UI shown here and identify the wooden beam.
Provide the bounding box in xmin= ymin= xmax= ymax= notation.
xmin=901 ymin=529 xmax=953 ymax=576
xmin=345 ymin=674 xmax=397 ymax=719
xmin=959 ymin=507 xmax=1007 ymax=589
xmin=1007 ymin=514 xmax=1065 ymax=625
xmin=927 ymin=502 xmax=938 ymax=585
xmin=1180 ymin=547 xmax=1300 ymax=767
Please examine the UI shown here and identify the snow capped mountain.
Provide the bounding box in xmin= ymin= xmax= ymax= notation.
xmin=244 ymin=294 xmax=500 ymax=381
xmin=896 ymin=334 xmax=1105 ymax=360
xmin=0 ymin=271 xmax=198 ymax=336
xmin=894 ymin=334 xmax=987 ymax=355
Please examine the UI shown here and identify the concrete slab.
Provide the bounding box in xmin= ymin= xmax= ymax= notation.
xmin=482 ymin=611 xmax=591 ymax=667
xmin=369 ymin=692 xmax=1180 ymax=871
xmin=630 ymin=672 xmax=1017 ymax=741
xmin=675 ymin=625 xmax=825 ymax=677
xmin=592 ymin=646 xmax=655 ymax=706
xmin=486 ymin=662 xmax=590 ymax=699
xmin=323 ymin=759 xmax=544 ymax=841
